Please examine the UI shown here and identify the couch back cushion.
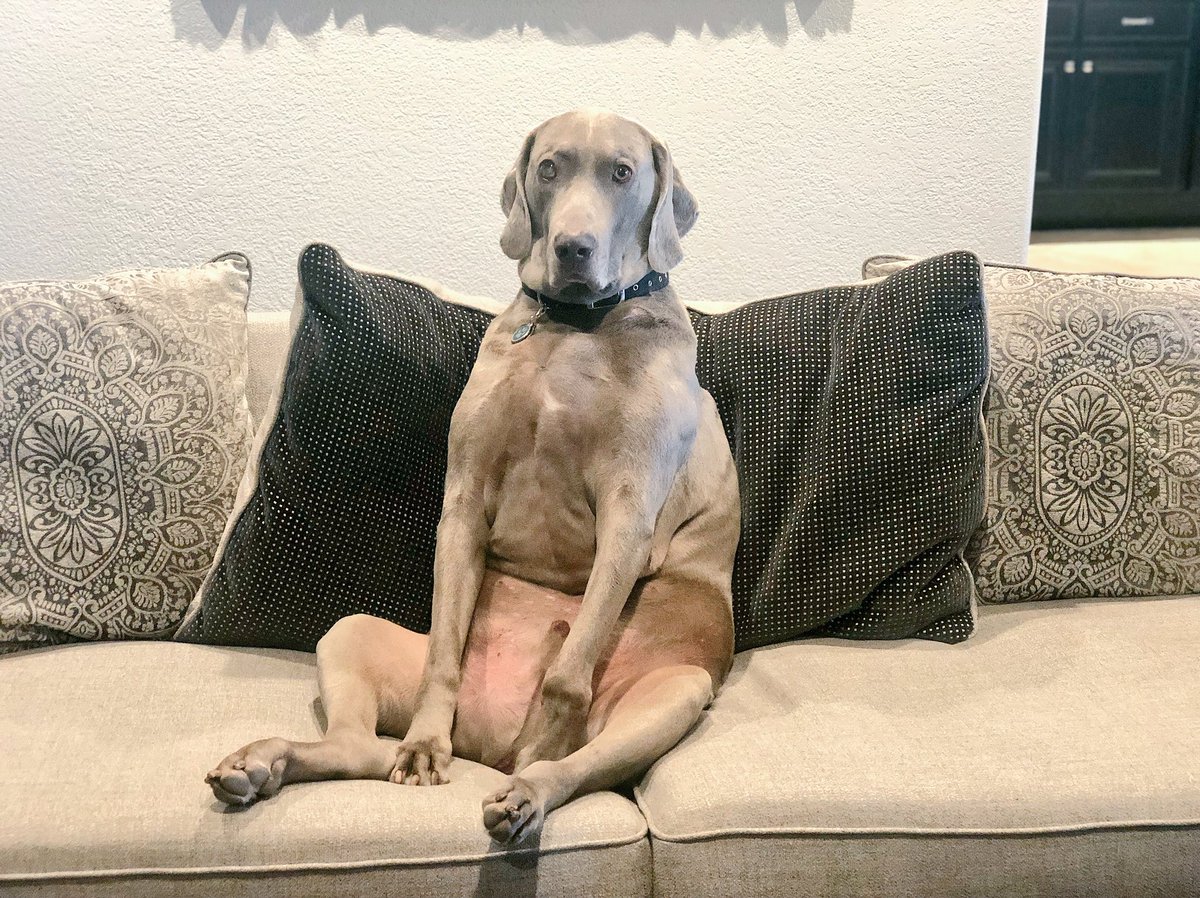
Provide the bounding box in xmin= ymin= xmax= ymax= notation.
xmin=864 ymin=254 xmax=1200 ymax=604
xmin=246 ymin=310 xmax=291 ymax=428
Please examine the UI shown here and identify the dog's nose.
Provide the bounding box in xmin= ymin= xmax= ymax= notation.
xmin=553 ymin=233 xmax=597 ymax=263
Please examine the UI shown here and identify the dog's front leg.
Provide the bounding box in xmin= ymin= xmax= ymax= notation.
xmin=512 ymin=482 xmax=662 ymax=771
xmin=391 ymin=487 xmax=488 ymax=786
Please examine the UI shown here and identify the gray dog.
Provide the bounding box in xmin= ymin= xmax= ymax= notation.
xmin=207 ymin=109 xmax=740 ymax=845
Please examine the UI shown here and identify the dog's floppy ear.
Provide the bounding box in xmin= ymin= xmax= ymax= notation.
xmin=500 ymin=128 xmax=538 ymax=261
xmin=647 ymin=138 xmax=699 ymax=272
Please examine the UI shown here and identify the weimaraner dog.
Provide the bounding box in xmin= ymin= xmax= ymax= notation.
xmin=207 ymin=109 xmax=740 ymax=845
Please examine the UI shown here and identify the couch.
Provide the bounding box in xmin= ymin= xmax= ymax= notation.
xmin=2 ymin=304 xmax=1198 ymax=898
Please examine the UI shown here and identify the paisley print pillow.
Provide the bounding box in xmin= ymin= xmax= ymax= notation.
xmin=863 ymin=254 xmax=1200 ymax=603
xmin=0 ymin=254 xmax=253 ymax=651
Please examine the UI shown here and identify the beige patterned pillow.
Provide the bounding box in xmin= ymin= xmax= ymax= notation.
xmin=0 ymin=254 xmax=253 ymax=650
xmin=863 ymin=254 xmax=1200 ymax=603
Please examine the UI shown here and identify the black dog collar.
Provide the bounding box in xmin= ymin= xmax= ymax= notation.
xmin=521 ymin=270 xmax=669 ymax=311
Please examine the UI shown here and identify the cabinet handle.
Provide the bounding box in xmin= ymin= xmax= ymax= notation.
xmin=1064 ymin=59 xmax=1076 ymax=73
xmin=1082 ymin=59 xmax=1094 ymax=74
xmin=1120 ymin=16 xmax=1155 ymax=27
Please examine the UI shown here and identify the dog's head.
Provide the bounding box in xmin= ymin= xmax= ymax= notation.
xmin=500 ymin=109 xmax=698 ymax=305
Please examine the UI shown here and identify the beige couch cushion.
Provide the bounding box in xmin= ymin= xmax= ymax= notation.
xmin=0 ymin=642 xmax=648 ymax=897
xmin=637 ymin=596 xmax=1200 ymax=898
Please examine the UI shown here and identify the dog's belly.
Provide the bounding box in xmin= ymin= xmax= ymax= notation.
xmin=450 ymin=571 xmax=576 ymax=769
xmin=451 ymin=569 xmax=721 ymax=771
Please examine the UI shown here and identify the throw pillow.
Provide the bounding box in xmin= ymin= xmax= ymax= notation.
xmin=0 ymin=254 xmax=253 ymax=652
xmin=174 ymin=245 xmax=494 ymax=650
xmin=178 ymin=245 xmax=987 ymax=652
xmin=693 ymin=250 xmax=988 ymax=647
xmin=863 ymin=253 xmax=1200 ymax=603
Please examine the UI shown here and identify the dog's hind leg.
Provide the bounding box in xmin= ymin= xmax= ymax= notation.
xmin=482 ymin=663 xmax=713 ymax=844
xmin=206 ymin=614 xmax=427 ymax=805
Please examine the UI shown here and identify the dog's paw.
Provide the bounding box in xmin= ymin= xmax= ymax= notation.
xmin=390 ymin=732 xmax=452 ymax=786
xmin=206 ymin=737 xmax=290 ymax=806
xmin=482 ymin=775 xmax=546 ymax=845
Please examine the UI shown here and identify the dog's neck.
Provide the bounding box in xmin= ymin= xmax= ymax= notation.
xmin=521 ymin=270 xmax=669 ymax=312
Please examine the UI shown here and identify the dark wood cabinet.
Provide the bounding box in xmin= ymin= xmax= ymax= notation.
xmin=1037 ymin=52 xmax=1076 ymax=189
xmin=1074 ymin=49 xmax=1189 ymax=190
xmin=1032 ymin=1 xmax=1200 ymax=228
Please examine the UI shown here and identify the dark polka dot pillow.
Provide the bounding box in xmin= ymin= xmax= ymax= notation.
xmin=175 ymin=245 xmax=492 ymax=649
xmin=176 ymin=245 xmax=987 ymax=652
xmin=691 ymin=250 xmax=988 ymax=649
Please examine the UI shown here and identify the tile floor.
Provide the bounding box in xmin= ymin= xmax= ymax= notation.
xmin=1028 ymin=228 xmax=1200 ymax=278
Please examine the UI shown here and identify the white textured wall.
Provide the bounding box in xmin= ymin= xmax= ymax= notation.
xmin=1 ymin=2 xmax=1046 ymax=311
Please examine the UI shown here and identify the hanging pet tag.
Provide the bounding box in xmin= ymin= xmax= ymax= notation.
xmin=512 ymin=305 xmax=545 ymax=343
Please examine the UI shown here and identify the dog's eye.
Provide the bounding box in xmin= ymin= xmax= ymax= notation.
xmin=537 ymin=159 xmax=557 ymax=181
xmin=613 ymin=163 xmax=633 ymax=184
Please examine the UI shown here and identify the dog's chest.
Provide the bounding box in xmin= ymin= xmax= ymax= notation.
xmin=461 ymin=332 xmax=624 ymax=591
xmin=473 ymin=328 xmax=617 ymax=447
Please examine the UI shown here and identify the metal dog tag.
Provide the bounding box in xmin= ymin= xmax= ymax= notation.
xmin=512 ymin=305 xmax=545 ymax=344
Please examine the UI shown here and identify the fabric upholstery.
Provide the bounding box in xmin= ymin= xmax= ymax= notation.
xmin=0 ymin=254 xmax=253 ymax=652
xmin=864 ymin=254 xmax=1200 ymax=605
xmin=0 ymin=641 xmax=649 ymax=897
xmin=649 ymin=828 xmax=1200 ymax=898
xmin=244 ymin=310 xmax=291 ymax=429
xmin=636 ymin=595 xmax=1200 ymax=897
xmin=182 ymin=245 xmax=988 ymax=652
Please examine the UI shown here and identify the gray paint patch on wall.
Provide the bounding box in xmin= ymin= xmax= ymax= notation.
xmin=171 ymin=0 xmax=853 ymax=48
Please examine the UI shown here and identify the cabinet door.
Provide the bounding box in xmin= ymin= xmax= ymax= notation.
xmin=1070 ymin=49 xmax=1189 ymax=190
xmin=1037 ymin=53 xmax=1076 ymax=189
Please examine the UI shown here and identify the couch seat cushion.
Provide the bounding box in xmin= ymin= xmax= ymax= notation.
xmin=637 ymin=596 xmax=1200 ymax=898
xmin=0 ymin=642 xmax=648 ymax=898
